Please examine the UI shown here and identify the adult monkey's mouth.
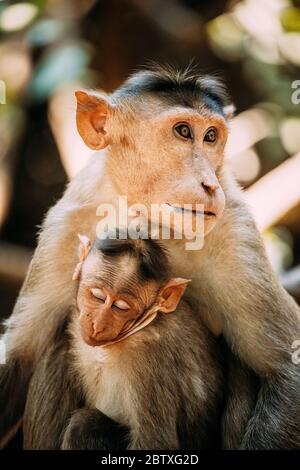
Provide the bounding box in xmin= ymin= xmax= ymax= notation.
xmin=165 ymin=203 xmax=216 ymax=218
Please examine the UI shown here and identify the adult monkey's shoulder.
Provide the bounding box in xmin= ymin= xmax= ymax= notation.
xmin=1 ymin=64 xmax=300 ymax=449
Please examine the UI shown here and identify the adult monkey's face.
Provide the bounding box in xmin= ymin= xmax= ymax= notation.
xmin=75 ymin=67 xmax=234 ymax=237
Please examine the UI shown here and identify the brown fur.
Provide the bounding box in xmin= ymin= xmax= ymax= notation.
xmin=2 ymin=66 xmax=300 ymax=449
xmin=23 ymin=301 xmax=223 ymax=450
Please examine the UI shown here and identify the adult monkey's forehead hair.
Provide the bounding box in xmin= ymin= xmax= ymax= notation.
xmin=112 ymin=64 xmax=232 ymax=117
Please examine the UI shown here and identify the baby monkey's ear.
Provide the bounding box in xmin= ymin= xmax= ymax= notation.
xmin=157 ymin=278 xmax=191 ymax=314
xmin=72 ymin=234 xmax=92 ymax=281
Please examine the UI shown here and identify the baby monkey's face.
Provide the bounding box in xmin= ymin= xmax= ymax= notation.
xmin=76 ymin=250 xmax=190 ymax=347
xmin=77 ymin=252 xmax=160 ymax=346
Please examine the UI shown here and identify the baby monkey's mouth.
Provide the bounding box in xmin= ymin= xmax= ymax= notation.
xmin=165 ymin=203 xmax=216 ymax=218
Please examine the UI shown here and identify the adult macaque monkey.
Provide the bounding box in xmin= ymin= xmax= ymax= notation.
xmin=1 ymin=65 xmax=300 ymax=449
xmin=23 ymin=235 xmax=223 ymax=450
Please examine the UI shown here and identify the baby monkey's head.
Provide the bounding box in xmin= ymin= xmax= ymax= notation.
xmin=73 ymin=235 xmax=190 ymax=347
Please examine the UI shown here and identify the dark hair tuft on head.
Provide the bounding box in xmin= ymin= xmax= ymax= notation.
xmin=94 ymin=235 xmax=169 ymax=282
xmin=113 ymin=62 xmax=231 ymax=115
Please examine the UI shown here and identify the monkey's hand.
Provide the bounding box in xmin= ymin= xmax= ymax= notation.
xmin=62 ymin=408 xmax=129 ymax=450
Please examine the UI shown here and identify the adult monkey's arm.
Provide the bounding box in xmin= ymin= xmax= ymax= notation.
xmin=1 ymin=65 xmax=300 ymax=450
xmin=183 ymin=174 xmax=300 ymax=449
xmin=0 ymin=159 xmax=112 ymax=445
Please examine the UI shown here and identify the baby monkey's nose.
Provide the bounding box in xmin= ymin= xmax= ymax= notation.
xmin=92 ymin=320 xmax=106 ymax=336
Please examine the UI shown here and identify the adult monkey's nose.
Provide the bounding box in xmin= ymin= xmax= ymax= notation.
xmin=201 ymin=179 xmax=219 ymax=196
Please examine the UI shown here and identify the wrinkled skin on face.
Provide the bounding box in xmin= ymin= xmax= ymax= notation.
xmin=76 ymin=252 xmax=151 ymax=346
xmin=76 ymin=249 xmax=189 ymax=346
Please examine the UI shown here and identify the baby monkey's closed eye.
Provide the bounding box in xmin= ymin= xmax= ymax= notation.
xmin=90 ymin=287 xmax=130 ymax=311
xmin=91 ymin=287 xmax=106 ymax=301
xmin=113 ymin=300 xmax=130 ymax=311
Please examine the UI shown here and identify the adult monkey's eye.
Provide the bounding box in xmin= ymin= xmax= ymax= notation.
xmin=204 ymin=127 xmax=217 ymax=143
xmin=173 ymin=123 xmax=192 ymax=140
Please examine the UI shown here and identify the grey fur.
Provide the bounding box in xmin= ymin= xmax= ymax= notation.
xmin=1 ymin=66 xmax=300 ymax=449
xmin=23 ymin=303 xmax=223 ymax=450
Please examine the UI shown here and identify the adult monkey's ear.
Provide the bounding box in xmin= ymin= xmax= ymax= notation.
xmin=198 ymin=75 xmax=235 ymax=120
xmin=223 ymin=103 xmax=236 ymax=120
xmin=75 ymin=90 xmax=112 ymax=150
xmin=157 ymin=278 xmax=191 ymax=314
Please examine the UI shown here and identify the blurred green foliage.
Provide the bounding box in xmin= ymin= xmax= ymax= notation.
xmin=0 ymin=0 xmax=299 ymax=283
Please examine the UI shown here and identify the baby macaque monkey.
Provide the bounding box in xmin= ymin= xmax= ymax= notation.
xmin=23 ymin=234 xmax=223 ymax=450
xmin=72 ymin=234 xmax=188 ymax=348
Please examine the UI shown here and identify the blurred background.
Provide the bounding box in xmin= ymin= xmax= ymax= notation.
xmin=1 ymin=0 xmax=300 ymax=323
